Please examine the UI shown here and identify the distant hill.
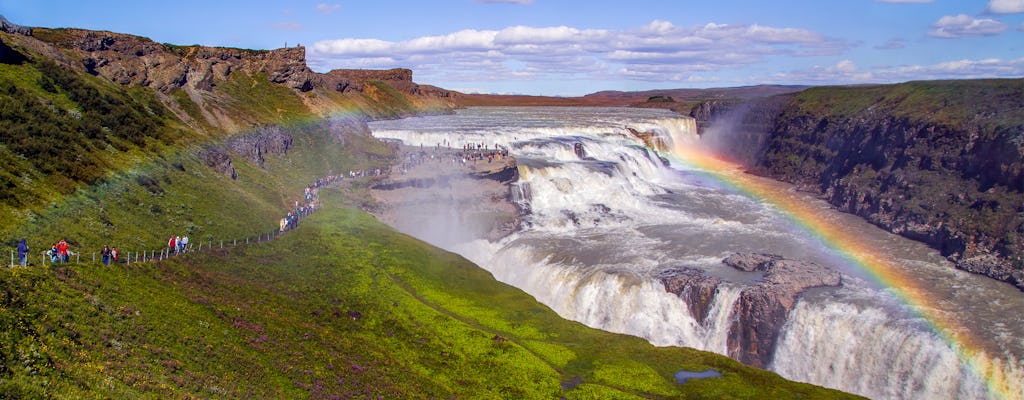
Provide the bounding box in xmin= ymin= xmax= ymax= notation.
xmin=456 ymin=85 xmax=808 ymax=108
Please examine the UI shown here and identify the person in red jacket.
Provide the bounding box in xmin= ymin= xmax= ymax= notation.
xmin=56 ymin=239 xmax=69 ymax=263
xmin=168 ymin=236 xmax=176 ymax=254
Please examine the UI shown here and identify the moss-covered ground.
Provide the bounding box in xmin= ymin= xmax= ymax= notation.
xmin=0 ymin=190 xmax=860 ymax=399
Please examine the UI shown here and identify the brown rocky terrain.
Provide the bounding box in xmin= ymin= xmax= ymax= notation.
xmin=0 ymin=22 xmax=457 ymax=133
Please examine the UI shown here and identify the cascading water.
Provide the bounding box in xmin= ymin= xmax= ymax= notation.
xmin=368 ymin=107 xmax=1024 ymax=400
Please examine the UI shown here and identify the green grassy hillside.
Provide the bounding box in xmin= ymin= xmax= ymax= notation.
xmin=0 ymin=194 xmax=858 ymax=399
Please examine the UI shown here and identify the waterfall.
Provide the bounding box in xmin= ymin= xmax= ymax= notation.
xmin=369 ymin=107 xmax=1024 ymax=400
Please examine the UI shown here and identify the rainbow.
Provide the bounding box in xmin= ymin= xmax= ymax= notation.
xmin=664 ymin=142 xmax=1021 ymax=399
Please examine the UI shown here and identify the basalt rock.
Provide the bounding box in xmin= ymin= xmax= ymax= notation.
xmin=723 ymin=253 xmax=841 ymax=368
xmin=659 ymin=268 xmax=722 ymax=324
xmin=197 ymin=147 xmax=237 ymax=180
xmin=226 ymin=126 xmax=293 ymax=167
xmin=658 ymin=254 xmax=840 ymax=368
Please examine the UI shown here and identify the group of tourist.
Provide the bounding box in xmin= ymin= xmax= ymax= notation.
xmin=279 ymin=180 xmax=325 ymax=233
xmin=393 ymin=143 xmax=510 ymax=176
xmin=7 ymin=169 xmax=389 ymax=268
xmin=167 ymin=235 xmax=190 ymax=255
xmin=99 ymin=245 xmax=121 ymax=266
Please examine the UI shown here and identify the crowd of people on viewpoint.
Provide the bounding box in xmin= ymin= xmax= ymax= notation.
xmin=394 ymin=141 xmax=510 ymax=176
xmin=7 ymin=170 xmax=387 ymax=268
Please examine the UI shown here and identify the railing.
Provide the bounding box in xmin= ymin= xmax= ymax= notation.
xmin=5 ymin=172 xmax=355 ymax=269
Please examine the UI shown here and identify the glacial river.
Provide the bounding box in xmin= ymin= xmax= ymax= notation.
xmin=368 ymin=107 xmax=1024 ymax=400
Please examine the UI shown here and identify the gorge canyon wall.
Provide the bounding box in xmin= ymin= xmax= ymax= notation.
xmin=697 ymin=80 xmax=1024 ymax=290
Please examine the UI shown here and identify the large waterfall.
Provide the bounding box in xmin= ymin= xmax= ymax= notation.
xmin=369 ymin=107 xmax=1024 ymax=400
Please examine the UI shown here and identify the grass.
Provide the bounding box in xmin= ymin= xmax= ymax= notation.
xmin=0 ymin=195 xmax=861 ymax=399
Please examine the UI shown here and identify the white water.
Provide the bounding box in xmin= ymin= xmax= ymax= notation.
xmin=369 ymin=107 xmax=1024 ymax=400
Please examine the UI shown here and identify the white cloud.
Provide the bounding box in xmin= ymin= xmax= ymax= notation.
xmin=308 ymin=20 xmax=851 ymax=86
xmin=315 ymin=3 xmax=341 ymax=14
xmin=988 ymin=0 xmax=1024 ymax=14
xmin=767 ymin=57 xmax=1024 ymax=84
xmin=929 ymin=14 xmax=1007 ymax=38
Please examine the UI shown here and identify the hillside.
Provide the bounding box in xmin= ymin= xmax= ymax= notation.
xmin=0 ymin=19 xmax=857 ymax=398
xmin=705 ymin=79 xmax=1024 ymax=289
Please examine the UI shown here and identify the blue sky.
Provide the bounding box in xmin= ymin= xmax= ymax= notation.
xmin=2 ymin=0 xmax=1023 ymax=95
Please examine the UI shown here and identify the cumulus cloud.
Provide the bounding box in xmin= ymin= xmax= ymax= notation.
xmin=988 ymin=0 xmax=1024 ymax=14
xmin=315 ymin=3 xmax=341 ymax=14
xmin=929 ymin=14 xmax=1007 ymax=38
xmin=308 ymin=20 xmax=857 ymax=87
xmin=766 ymin=57 xmax=1024 ymax=84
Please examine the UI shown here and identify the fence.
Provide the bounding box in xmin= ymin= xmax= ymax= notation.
xmin=5 ymin=173 xmax=345 ymax=269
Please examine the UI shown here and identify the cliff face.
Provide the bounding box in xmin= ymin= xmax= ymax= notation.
xmin=2 ymin=25 xmax=456 ymax=129
xmin=23 ymin=28 xmax=316 ymax=93
xmin=738 ymin=80 xmax=1024 ymax=289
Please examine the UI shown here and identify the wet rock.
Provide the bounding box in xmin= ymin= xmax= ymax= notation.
xmin=723 ymin=253 xmax=841 ymax=368
xmin=659 ymin=268 xmax=722 ymax=324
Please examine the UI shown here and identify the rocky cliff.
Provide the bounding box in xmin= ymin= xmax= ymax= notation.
xmin=714 ymin=80 xmax=1024 ymax=289
xmin=660 ymin=253 xmax=841 ymax=368
xmin=0 ymin=22 xmax=456 ymax=131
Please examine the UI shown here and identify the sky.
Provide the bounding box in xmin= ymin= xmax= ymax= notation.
xmin=2 ymin=0 xmax=1023 ymax=96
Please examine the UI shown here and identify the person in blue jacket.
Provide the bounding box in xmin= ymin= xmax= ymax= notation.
xmin=16 ymin=239 xmax=28 ymax=266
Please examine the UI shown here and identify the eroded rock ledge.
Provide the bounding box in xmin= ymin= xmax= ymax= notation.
xmin=661 ymin=253 xmax=841 ymax=368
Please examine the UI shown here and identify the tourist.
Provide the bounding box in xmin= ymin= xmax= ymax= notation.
xmin=180 ymin=236 xmax=189 ymax=253
xmin=111 ymin=247 xmax=120 ymax=263
xmin=16 ymin=239 xmax=28 ymax=266
xmin=168 ymin=236 xmax=176 ymax=254
xmin=101 ymin=245 xmax=111 ymax=266
xmin=56 ymin=239 xmax=69 ymax=263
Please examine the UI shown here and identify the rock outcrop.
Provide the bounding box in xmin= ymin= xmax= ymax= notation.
xmin=659 ymin=254 xmax=841 ymax=368
xmin=326 ymin=68 xmax=419 ymax=95
xmin=659 ymin=268 xmax=722 ymax=324
xmin=197 ymin=147 xmax=237 ymax=179
xmin=0 ymin=15 xmax=32 ymax=35
xmin=1 ymin=21 xmax=456 ymax=116
xmin=225 ymin=125 xmax=294 ymax=167
xmin=721 ymin=253 xmax=841 ymax=368
xmin=25 ymin=28 xmax=318 ymax=93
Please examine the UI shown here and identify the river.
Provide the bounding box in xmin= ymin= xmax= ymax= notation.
xmin=367 ymin=106 xmax=1024 ymax=400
